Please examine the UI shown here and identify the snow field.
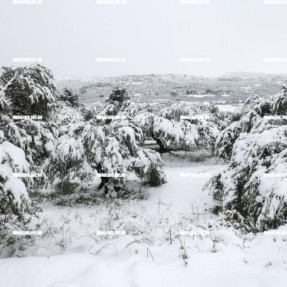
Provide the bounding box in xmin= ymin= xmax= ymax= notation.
xmin=1 ymin=158 xmax=287 ymax=287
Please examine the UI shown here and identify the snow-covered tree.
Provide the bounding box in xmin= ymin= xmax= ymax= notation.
xmin=0 ymin=131 xmax=33 ymax=237
xmin=48 ymin=90 xmax=166 ymax=197
xmin=59 ymin=88 xmax=80 ymax=107
xmin=0 ymin=64 xmax=58 ymax=168
xmin=45 ymin=103 xmax=95 ymax=187
xmin=206 ymin=86 xmax=287 ymax=232
xmin=215 ymin=120 xmax=242 ymax=161
xmin=215 ymin=92 xmax=286 ymax=161
xmin=134 ymin=102 xmax=223 ymax=153
xmin=83 ymin=118 xmax=166 ymax=192
xmin=0 ymin=64 xmax=56 ymax=120
xmin=106 ymin=87 xmax=130 ymax=106
xmin=0 ymin=64 xmax=58 ymax=239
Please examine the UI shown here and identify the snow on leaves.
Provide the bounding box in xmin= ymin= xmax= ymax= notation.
xmin=207 ymin=88 xmax=287 ymax=231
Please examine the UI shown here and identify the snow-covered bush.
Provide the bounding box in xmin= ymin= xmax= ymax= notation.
xmin=206 ymin=87 xmax=287 ymax=231
xmin=216 ymin=90 xmax=287 ymax=161
xmin=215 ymin=120 xmax=242 ymax=160
xmin=0 ymin=132 xmax=33 ymax=238
xmin=134 ymin=102 xmax=223 ymax=153
xmin=0 ymin=87 xmax=8 ymax=113
xmin=106 ymin=87 xmax=130 ymax=106
xmin=59 ymin=88 xmax=80 ymax=107
xmin=0 ymin=64 xmax=57 ymax=120
xmin=82 ymin=119 xmax=166 ymax=193
xmin=45 ymin=104 xmax=95 ymax=187
xmin=48 ymin=92 xmax=166 ymax=197
xmin=0 ymin=64 xmax=57 ymax=242
xmin=121 ymin=101 xmax=165 ymax=118
xmin=0 ymin=64 xmax=57 ymax=167
xmin=99 ymin=94 xmax=224 ymax=155
xmin=0 ymin=115 xmax=57 ymax=167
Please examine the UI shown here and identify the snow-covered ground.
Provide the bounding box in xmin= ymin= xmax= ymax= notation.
xmin=1 ymin=156 xmax=287 ymax=287
xmin=216 ymin=104 xmax=243 ymax=112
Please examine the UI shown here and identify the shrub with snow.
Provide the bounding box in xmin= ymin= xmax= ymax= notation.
xmin=46 ymin=104 xmax=95 ymax=187
xmin=134 ymin=102 xmax=224 ymax=153
xmin=0 ymin=64 xmax=57 ymax=244
xmin=106 ymin=87 xmax=130 ymax=106
xmin=48 ymin=93 xmax=166 ymax=197
xmin=59 ymin=88 xmax=80 ymax=107
xmin=0 ymin=132 xmax=33 ymax=239
xmin=206 ymin=86 xmax=287 ymax=231
xmin=0 ymin=64 xmax=56 ymax=120
xmin=0 ymin=64 xmax=57 ymax=167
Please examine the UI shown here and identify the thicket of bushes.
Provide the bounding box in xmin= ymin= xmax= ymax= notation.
xmin=1 ymin=63 xmax=286 ymax=246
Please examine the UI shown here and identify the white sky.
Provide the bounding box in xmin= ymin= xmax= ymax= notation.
xmin=0 ymin=0 xmax=287 ymax=78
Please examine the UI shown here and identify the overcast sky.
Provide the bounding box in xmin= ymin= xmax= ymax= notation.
xmin=0 ymin=0 xmax=287 ymax=78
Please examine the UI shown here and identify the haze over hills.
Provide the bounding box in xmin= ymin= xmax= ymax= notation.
xmin=56 ymin=73 xmax=287 ymax=105
xmin=219 ymin=71 xmax=287 ymax=79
